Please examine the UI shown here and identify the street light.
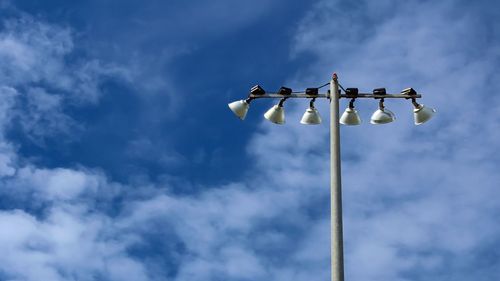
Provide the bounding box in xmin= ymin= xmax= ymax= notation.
xmin=401 ymin=87 xmax=437 ymax=125
xmin=227 ymin=73 xmax=435 ymax=281
xmin=340 ymin=96 xmax=361 ymax=126
xmin=228 ymin=98 xmax=252 ymax=120
xmin=413 ymin=103 xmax=436 ymax=125
xmin=301 ymin=98 xmax=322 ymax=125
xmin=370 ymin=99 xmax=396 ymax=124
xmin=264 ymin=97 xmax=288 ymax=124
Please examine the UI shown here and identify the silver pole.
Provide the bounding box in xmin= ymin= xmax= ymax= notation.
xmin=330 ymin=74 xmax=344 ymax=281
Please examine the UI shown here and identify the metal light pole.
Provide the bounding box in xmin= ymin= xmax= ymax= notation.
xmin=330 ymin=74 xmax=344 ymax=281
xmin=227 ymin=73 xmax=435 ymax=281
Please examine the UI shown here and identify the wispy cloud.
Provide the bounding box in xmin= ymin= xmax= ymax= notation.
xmin=0 ymin=15 xmax=129 ymax=143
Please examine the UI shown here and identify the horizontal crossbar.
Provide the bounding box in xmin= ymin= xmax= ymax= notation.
xmin=249 ymin=94 xmax=422 ymax=99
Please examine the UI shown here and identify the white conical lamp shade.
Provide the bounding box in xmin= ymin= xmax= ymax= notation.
xmin=339 ymin=107 xmax=361 ymax=125
xmin=370 ymin=108 xmax=395 ymax=124
xmin=414 ymin=104 xmax=436 ymax=125
xmin=228 ymin=100 xmax=249 ymax=120
xmin=300 ymin=108 xmax=322 ymax=125
xmin=264 ymin=105 xmax=285 ymax=124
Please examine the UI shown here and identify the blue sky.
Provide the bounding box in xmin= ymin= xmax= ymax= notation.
xmin=0 ymin=0 xmax=499 ymax=280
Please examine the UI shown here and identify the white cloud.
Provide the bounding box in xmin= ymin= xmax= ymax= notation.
xmin=15 ymin=167 xmax=100 ymax=201
xmin=0 ymin=15 xmax=130 ymax=143
xmin=0 ymin=206 xmax=150 ymax=281
xmin=0 ymin=15 xmax=148 ymax=280
xmin=0 ymin=15 xmax=128 ymax=102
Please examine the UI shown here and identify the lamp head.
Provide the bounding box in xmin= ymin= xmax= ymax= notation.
xmin=370 ymin=99 xmax=395 ymax=124
xmin=264 ymin=98 xmax=287 ymax=125
xmin=300 ymin=98 xmax=321 ymax=125
xmin=413 ymin=104 xmax=436 ymax=125
xmin=228 ymin=99 xmax=251 ymax=120
xmin=340 ymin=98 xmax=361 ymax=125
xmin=340 ymin=107 xmax=361 ymax=125
xmin=370 ymin=108 xmax=395 ymax=124
xmin=300 ymin=107 xmax=322 ymax=125
xmin=264 ymin=105 xmax=285 ymax=124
